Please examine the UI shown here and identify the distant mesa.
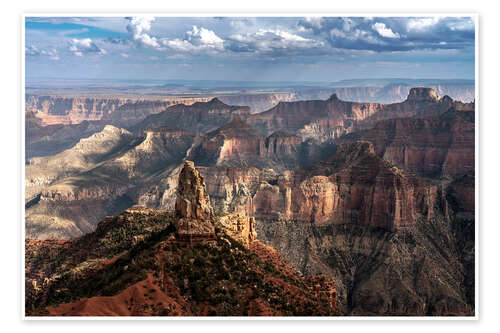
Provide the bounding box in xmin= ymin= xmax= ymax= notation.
xmin=405 ymin=87 xmax=439 ymax=102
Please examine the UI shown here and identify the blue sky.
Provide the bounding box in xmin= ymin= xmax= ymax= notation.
xmin=25 ymin=16 xmax=475 ymax=82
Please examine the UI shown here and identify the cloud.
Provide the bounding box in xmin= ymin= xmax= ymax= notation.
xmin=447 ymin=17 xmax=475 ymax=31
xmin=25 ymin=45 xmax=59 ymax=60
xmin=407 ymin=17 xmax=440 ymax=31
xmin=69 ymin=38 xmax=106 ymax=56
xmin=372 ymin=22 xmax=400 ymax=38
xmin=126 ymin=17 xmax=224 ymax=53
xmin=297 ymin=16 xmax=474 ymax=52
xmin=159 ymin=26 xmax=224 ymax=52
xmin=126 ymin=16 xmax=160 ymax=48
xmin=226 ymin=29 xmax=325 ymax=55
xmin=186 ymin=26 xmax=224 ymax=47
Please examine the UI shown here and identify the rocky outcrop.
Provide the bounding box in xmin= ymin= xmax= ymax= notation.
xmin=191 ymin=118 xmax=265 ymax=166
xmin=217 ymin=214 xmax=257 ymax=248
xmin=190 ymin=119 xmax=307 ymax=170
xmin=174 ymin=161 xmax=216 ymax=242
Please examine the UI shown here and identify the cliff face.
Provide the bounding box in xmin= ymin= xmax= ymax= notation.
xmin=337 ymin=108 xmax=475 ymax=178
xmin=200 ymin=142 xmax=437 ymax=232
xmin=256 ymin=217 xmax=473 ymax=315
xmin=189 ymin=118 xmax=305 ymax=170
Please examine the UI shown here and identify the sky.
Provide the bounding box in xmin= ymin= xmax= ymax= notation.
xmin=25 ymin=16 xmax=476 ymax=83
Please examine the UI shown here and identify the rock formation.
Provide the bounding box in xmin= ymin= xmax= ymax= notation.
xmin=217 ymin=214 xmax=257 ymax=248
xmin=336 ymin=108 xmax=475 ymax=178
xmin=174 ymin=161 xmax=216 ymax=242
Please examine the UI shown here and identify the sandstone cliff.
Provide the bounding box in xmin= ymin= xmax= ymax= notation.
xmin=337 ymin=108 xmax=475 ymax=178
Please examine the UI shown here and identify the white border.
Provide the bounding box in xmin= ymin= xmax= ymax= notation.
xmin=21 ymin=12 xmax=479 ymax=321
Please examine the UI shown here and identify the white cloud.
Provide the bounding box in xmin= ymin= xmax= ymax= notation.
xmin=329 ymin=28 xmax=381 ymax=44
xmin=126 ymin=16 xmax=160 ymax=48
xmin=26 ymin=45 xmax=59 ymax=60
xmin=126 ymin=19 xmax=225 ymax=53
xmin=407 ymin=17 xmax=440 ymax=31
xmin=228 ymin=28 xmax=324 ymax=53
xmin=186 ymin=26 xmax=224 ymax=47
xmin=448 ymin=18 xmax=475 ymax=31
xmin=304 ymin=17 xmax=323 ymax=29
xmin=69 ymin=38 xmax=106 ymax=56
xmin=120 ymin=53 xmax=129 ymax=58
xmin=159 ymin=25 xmax=224 ymax=52
xmin=372 ymin=22 xmax=400 ymax=39
xmin=342 ymin=18 xmax=357 ymax=32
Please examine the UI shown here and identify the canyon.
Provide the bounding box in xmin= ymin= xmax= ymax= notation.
xmin=25 ymin=87 xmax=475 ymax=316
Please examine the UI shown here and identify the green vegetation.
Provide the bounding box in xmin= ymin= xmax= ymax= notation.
xmin=26 ymin=210 xmax=334 ymax=316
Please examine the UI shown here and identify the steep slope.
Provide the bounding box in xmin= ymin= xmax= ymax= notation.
xmin=26 ymin=162 xmax=337 ymax=317
xmin=26 ymin=125 xmax=137 ymax=202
